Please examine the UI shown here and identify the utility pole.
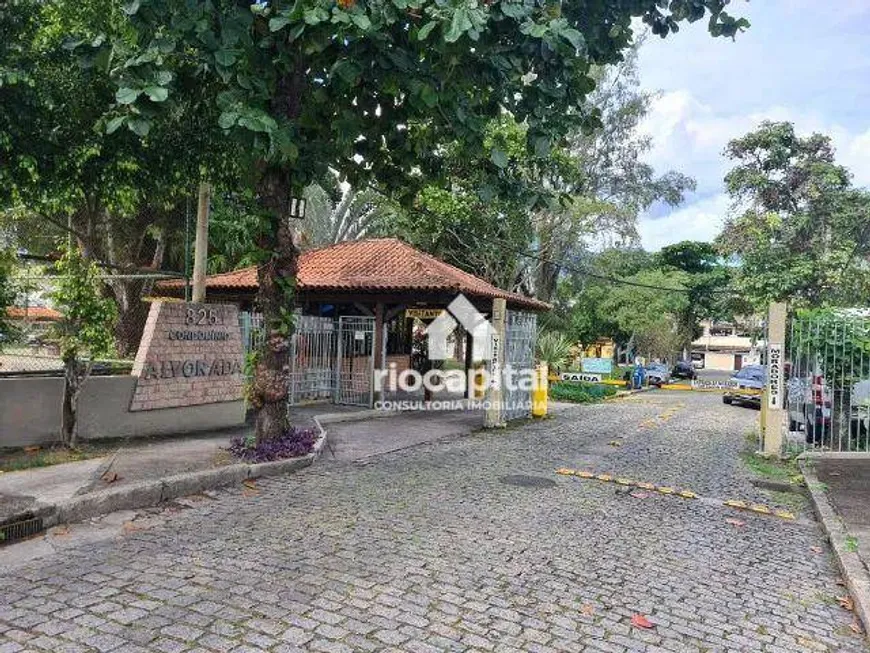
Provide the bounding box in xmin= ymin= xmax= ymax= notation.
xmin=191 ymin=181 xmax=211 ymax=304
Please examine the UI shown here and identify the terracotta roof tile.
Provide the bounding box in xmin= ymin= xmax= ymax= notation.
xmin=6 ymin=306 xmax=62 ymax=320
xmin=159 ymin=238 xmax=548 ymax=310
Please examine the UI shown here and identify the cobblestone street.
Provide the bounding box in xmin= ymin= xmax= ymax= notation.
xmin=1 ymin=392 xmax=866 ymax=652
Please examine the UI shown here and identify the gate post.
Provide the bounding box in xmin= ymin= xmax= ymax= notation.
xmin=485 ymin=298 xmax=506 ymax=428
xmin=763 ymin=302 xmax=787 ymax=456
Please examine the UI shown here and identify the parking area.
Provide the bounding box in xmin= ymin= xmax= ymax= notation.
xmin=0 ymin=391 xmax=864 ymax=652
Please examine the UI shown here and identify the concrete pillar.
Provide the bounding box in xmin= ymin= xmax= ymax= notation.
xmin=485 ymin=298 xmax=506 ymax=428
xmin=373 ymin=302 xmax=385 ymax=405
xmin=191 ymin=182 xmax=211 ymax=303
xmin=763 ymin=301 xmax=787 ymax=456
xmin=464 ymin=330 xmax=474 ymax=400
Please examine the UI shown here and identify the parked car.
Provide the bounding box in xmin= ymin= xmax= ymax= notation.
xmin=852 ymin=379 xmax=870 ymax=439
xmin=786 ymin=373 xmax=832 ymax=444
xmin=671 ymin=361 xmax=697 ymax=380
xmin=691 ymin=353 xmax=705 ymax=369
xmin=645 ymin=363 xmax=671 ymax=387
xmin=723 ymin=364 xmax=766 ymax=408
xmin=788 ymin=374 xmax=870 ymax=444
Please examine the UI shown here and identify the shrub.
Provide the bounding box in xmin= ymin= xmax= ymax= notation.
xmin=228 ymin=427 xmax=318 ymax=463
xmin=549 ymin=381 xmax=617 ymax=404
xmin=536 ymin=331 xmax=573 ymax=372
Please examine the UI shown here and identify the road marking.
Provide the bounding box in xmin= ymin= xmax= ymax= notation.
xmin=556 ymin=469 xmax=798 ymax=521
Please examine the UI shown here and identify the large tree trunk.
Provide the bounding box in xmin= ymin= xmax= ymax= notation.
xmin=251 ymin=167 xmax=300 ymax=441
xmin=60 ymin=356 xmax=90 ymax=448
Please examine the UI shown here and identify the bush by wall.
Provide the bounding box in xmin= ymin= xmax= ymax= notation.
xmin=549 ymin=381 xmax=618 ymax=404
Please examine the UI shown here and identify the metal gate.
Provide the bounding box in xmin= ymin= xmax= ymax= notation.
xmin=503 ymin=310 xmax=537 ymax=421
xmin=289 ymin=316 xmax=337 ymax=404
xmin=336 ymin=316 xmax=376 ymax=407
xmin=784 ymin=309 xmax=870 ymax=453
xmin=241 ymin=312 xmax=376 ymax=408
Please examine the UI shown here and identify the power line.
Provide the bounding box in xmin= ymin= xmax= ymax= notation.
xmin=444 ymin=222 xmax=729 ymax=294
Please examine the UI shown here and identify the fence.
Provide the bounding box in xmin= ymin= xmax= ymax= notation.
xmin=783 ymin=309 xmax=870 ymax=453
xmin=503 ymin=310 xmax=537 ymax=421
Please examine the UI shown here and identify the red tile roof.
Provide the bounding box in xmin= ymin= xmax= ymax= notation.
xmin=160 ymin=238 xmax=549 ymax=310
xmin=6 ymin=306 xmax=62 ymax=320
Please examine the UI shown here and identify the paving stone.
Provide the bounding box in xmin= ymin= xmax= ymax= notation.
xmin=0 ymin=394 xmax=865 ymax=653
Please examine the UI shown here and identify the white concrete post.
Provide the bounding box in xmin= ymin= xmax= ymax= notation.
xmin=763 ymin=301 xmax=787 ymax=456
xmin=485 ymin=298 xmax=506 ymax=428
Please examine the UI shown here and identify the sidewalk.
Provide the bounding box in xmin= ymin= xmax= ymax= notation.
xmin=0 ymin=429 xmax=251 ymax=525
xmin=802 ymin=457 xmax=870 ymax=637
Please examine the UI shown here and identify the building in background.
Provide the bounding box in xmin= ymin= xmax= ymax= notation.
xmin=691 ymin=319 xmax=764 ymax=372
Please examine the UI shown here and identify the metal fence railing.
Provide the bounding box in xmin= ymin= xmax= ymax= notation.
xmin=784 ymin=309 xmax=870 ymax=453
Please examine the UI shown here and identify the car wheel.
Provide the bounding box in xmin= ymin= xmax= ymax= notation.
xmin=723 ymin=395 xmax=733 ymax=405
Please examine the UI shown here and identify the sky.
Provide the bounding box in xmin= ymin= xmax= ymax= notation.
xmin=634 ymin=0 xmax=870 ymax=251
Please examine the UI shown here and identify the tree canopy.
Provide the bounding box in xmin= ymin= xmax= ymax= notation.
xmin=717 ymin=121 xmax=870 ymax=309
xmin=15 ymin=0 xmax=748 ymax=439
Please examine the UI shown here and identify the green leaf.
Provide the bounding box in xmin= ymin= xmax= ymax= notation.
xmin=445 ymin=8 xmax=472 ymax=43
xmin=269 ymin=15 xmax=292 ymax=32
xmin=500 ymin=2 xmax=528 ymax=19
xmin=115 ymin=87 xmax=140 ymax=105
xmin=332 ymin=59 xmax=362 ymax=84
xmin=490 ymin=148 xmax=508 ymax=168
xmin=419 ymin=84 xmax=437 ymax=108
xmin=417 ymin=21 xmax=438 ymax=41
xmin=127 ymin=118 xmax=151 ymax=137
xmin=144 ymin=86 xmax=169 ymax=102
xmin=154 ymin=70 xmax=172 ymax=85
xmin=218 ymin=112 xmax=239 ymax=129
xmin=351 ymin=13 xmax=372 ymax=30
xmin=303 ymin=7 xmax=328 ymax=25
xmin=105 ymin=116 xmax=126 ymax=134
xmin=214 ymin=50 xmax=237 ymax=66
xmin=122 ymin=0 xmax=140 ymax=15
xmin=561 ymin=27 xmax=585 ymax=52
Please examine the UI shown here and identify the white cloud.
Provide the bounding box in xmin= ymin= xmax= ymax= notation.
xmin=638 ymin=193 xmax=730 ymax=251
xmin=636 ymin=91 xmax=870 ymax=251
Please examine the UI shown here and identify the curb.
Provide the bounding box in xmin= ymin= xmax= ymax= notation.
xmin=800 ymin=460 xmax=870 ymax=639
xmin=30 ymin=421 xmax=329 ymax=531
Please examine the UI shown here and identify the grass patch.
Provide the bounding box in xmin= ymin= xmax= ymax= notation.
xmin=549 ymin=381 xmax=618 ymax=404
xmin=740 ymin=451 xmax=801 ymax=483
xmin=0 ymin=445 xmax=110 ymax=473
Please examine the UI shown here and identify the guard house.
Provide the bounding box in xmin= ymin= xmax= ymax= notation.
xmin=157 ymin=238 xmax=548 ymax=413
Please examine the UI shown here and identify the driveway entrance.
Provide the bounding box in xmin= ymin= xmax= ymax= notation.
xmin=0 ymin=392 xmax=864 ymax=652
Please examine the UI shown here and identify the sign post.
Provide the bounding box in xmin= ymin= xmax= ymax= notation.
xmin=485 ymin=298 xmax=506 ymax=428
xmin=763 ymin=302 xmax=787 ymax=456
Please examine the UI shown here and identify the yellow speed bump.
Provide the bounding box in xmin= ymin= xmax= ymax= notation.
xmin=575 ymin=471 xmax=596 ymax=479
xmin=749 ymin=504 xmax=772 ymax=515
xmin=724 ymin=499 xmax=748 ymax=509
xmin=556 ymin=468 xmax=576 ymax=476
xmin=596 ymin=474 xmax=613 ymax=482
xmin=657 ymin=486 xmax=675 ymax=495
xmin=615 ymin=478 xmax=634 ymax=486
xmin=775 ymin=510 xmax=796 ymax=520
xmin=636 ymin=482 xmax=656 ymax=490
xmin=678 ymin=490 xmax=698 ymax=499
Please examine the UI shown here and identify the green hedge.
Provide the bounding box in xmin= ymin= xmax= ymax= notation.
xmin=549 ymin=381 xmax=618 ymax=404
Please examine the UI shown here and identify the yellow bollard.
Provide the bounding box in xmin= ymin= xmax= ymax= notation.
xmin=532 ymin=363 xmax=548 ymax=417
xmin=473 ymin=364 xmax=486 ymax=400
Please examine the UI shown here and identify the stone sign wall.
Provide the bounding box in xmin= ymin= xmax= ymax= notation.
xmin=130 ymin=301 xmax=245 ymax=411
